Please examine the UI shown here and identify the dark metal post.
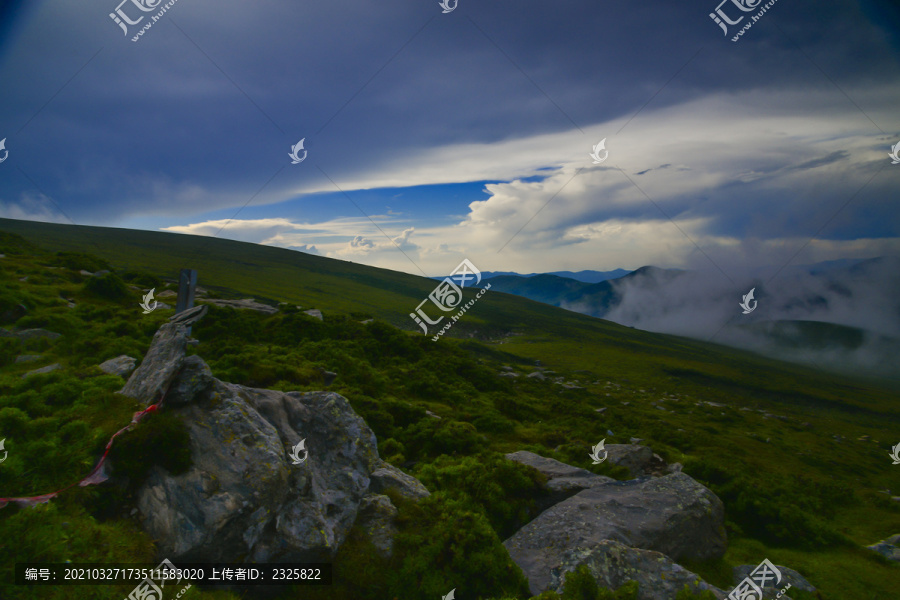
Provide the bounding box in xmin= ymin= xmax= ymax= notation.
xmin=176 ymin=269 xmax=197 ymax=314
xmin=176 ymin=269 xmax=197 ymax=336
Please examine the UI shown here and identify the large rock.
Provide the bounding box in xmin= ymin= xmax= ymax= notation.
xmin=554 ymin=540 xmax=727 ymax=600
xmin=98 ymin=355 xmax=137 ymax=377
xmin=503 ymin=472 xmax=727 ymax=596
xmin=136 ymin=370 xmax=382 ymax=563
xmin=199 ymin=298 xmax=278 ymax=315
xmin=119 ymin=305 xmax=207 ymax=405
xmin=119 ymin=306 xmax=433 ymax=571
xmin=505 ymin=451 xmax=614 ymax=512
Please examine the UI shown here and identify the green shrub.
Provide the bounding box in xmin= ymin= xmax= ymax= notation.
xmin=415 ymin=453 xmax=546 ymax=538
xmin=405 ymin=419 xmax=481 ymax=459
xmin=388 ymin=492 xmax=531 ymax=600
xmin=83 ymin=272 xmax=129 ymax=302
xmin=54 ymin=251 xmax=111 ymax=272
xmin=107 ymin=411 xmax=192 ymax=489
xmin=120 ymin=270 xmax=162 ymax=289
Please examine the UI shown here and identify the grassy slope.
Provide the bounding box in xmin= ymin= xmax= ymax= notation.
xmin=0 ymin=218 xmax=898 ymax=599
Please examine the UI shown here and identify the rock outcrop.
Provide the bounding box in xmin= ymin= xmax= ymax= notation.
xmin=503 ymin=471 xmax=727 ymax=596
xmin=116 ymin=306 xmax=430 ymax=568
xmin=198 ymin=298 xmax=278 ymax=314
xmin=554 ymin=540 xmax=727 ymax=600
xmin=99 ymin=355 xmax=137 ymax=377
xmin=119 ymin=305 xmax=207 ymax=405
xmin=505 ymin=451 xmax=613 ymax=512
xmin=866 ymin=533 xmax=900 ymax=562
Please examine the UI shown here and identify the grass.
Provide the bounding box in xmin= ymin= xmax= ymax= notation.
xmin=0 ymin=220 xmax=898 ymax=599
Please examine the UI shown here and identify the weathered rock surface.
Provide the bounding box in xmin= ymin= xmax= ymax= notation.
xmin=199 ymin=298 xmax=278 ymax=314
xmin=303 ymin=309 xmax=323 ymax=320
xmin=14 ymin=354 xmax=43 ymax=364
xmin=98 ymin=355 xmax=137 ymax=377
xmin=866 ymin=534 xmax=900 ymax=562
xmin=119 ymin=305 xmax=207 ymax=405
xmin=733 ymin=563 xmax=815 ymax=594
xmin=14 ymin=328 xmax=62 ymax=342
xmin=23 ymin=363 xmax=61 ymax=377
xmin=356 ymin=494 xmax=399 ymax=559
xmin=605 ymin=444 xmax=654 ymax=477
xmin=505 ymin=451 xmax=614 ymax=512
xmin=368 ymin=460 xmax=431 ymax=501
xmin=126 ymin=306 xmax=430 ymax=567
xmin=554 ymin=540 xmax=727 ymax=600
xmin=503 ymin=472 xmax=727 ymax=595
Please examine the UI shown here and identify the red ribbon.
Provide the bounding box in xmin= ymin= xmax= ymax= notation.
xmin=0 ymin=402 xmax=162 ymax=509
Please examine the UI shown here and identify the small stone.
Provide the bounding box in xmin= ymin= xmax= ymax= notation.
xmin=527 ymin=371 xmax=546 ymax=380
xmin=425 ymin=410 xmax=441 ymax=420
xmin=15 ymin=329 xmax=62 ymax=341
xmin=23 ymin=363 xmax=61 ymax=377
xmin=99 ymin=355 xmax=137 ymax=378
xmin=595 ymin=408 xmax=607 ymax=413
xmin=303 ymin=309 xmax=323 ymax=320
xmin=14 ymin=355 xmax=43 ymax=364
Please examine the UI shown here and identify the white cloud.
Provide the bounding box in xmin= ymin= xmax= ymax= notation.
xmin=0 ymin=193 xmax=69 ymax=224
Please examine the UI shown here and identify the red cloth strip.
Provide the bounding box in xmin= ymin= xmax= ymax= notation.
xmin=0 ymin=402 xmax=162 ymax=509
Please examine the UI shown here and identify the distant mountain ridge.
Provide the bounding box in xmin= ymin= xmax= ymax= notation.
xmin=478 ymin=269 xmax=631 ymax=284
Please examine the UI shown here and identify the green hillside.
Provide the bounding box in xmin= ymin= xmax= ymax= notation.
xmin=0 ymin=218 xmax=898 ymax=599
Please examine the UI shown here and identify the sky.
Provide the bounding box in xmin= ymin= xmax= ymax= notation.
xmin=0 ymin=0 xmax=898 ymax=280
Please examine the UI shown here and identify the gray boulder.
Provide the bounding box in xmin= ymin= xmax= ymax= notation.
xmin=136 ymin=371 xmax=382 ymax=563
xmin=733 ymin=563 xmax=814 ymax=594
xmin=605 ymin=444 xmax=654 ymax=477
xmin=15 ymin=328 xmax=62 ymax=342
xmin=554 ymin=540 xmax=727 ymax=600
xmin=199 ymin=298 xmax=278 ymax=315
xmin=23 ymin=363 xmax=61 ymax=377
xmin=505 ymin=451 xmax=614 ymax=512
xmin=866 ymin=534 xmax=900 ymax=562
xmin=368 ymin=460 xmax=431 ymax=501
xmin=14 ymin=355 xmax=43 ymax=364
xmin=355 ymin=494 xmax=399 ymax=559
xmin=304 ymin=309 xmax=324 ymax=320
xmin=98 ymin=355 xmax=137 ymax=377
xmin=503 ymin=472 xmax=727 ymax=595
xmin=119 ymin=305 xmax=207 ymax=405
